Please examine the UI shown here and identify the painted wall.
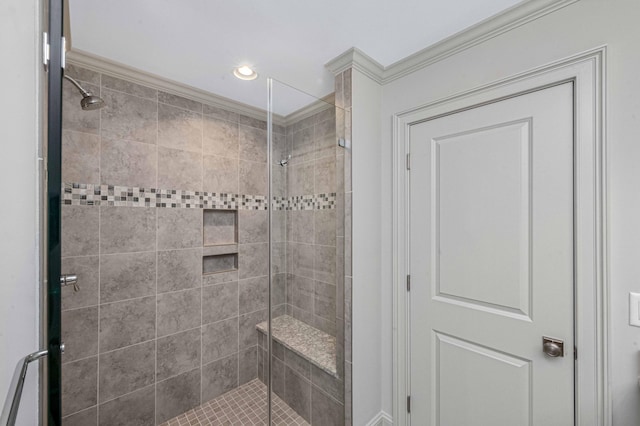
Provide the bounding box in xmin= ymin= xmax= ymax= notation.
xmin=352 ymin=69 xmax=384 ymax=425
xmin=379 ymin=0 xmax=640 ymax=423
xmin=0 ymin=0 xmax=42 ymax=425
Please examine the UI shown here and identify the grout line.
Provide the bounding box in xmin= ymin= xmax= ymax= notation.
xmin=100 ymin=249 xmax=158 ymax=256
xmin=100 ymin=133 xmax=158 ymax=149
xmin=61 ymin=303 xmax=99 ymax=313
xmin=97 ymin=293 xmax=156 ymax=307
xmin=201 ymin=351 xmax=241 ymax=371
xmin=61 ymin=127 xmax=101 ymax=139
xmin=61 ymin=351 xmax=99 ymax=366
xmin=96 ymin=69 xmax=102 ymax=425
xmin=200 ymin=107 xmax=205 ymax=404
xmin=238 ymin=157 xmax=269 ymax=166
xmin=201 ymin=277 xmax=239 ymax=289
xmin=62 ymin=403 xmax=98 ymax=424
xmin=98 ymin=335 xmax=157 ymax=356
xmin=157 ymin=99 xmax=203 ymax=115
xmin=97 ymin=382 xmax=156 ymax=408
xmin=60 ymin=253 xmax=99 ymax=260
xmin=154 ymin=90 xmax=159 ymax=426
xmin=61 ymin=404 xmax=97 ymax=421
xmin=100 ymin=83 xmax=158 ymax=102
xmin=235 ymin=122 xmax=241 ymax=203
xmin=156 ymin=285 xmax=202 ymax=298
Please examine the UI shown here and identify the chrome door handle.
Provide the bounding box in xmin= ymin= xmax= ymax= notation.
xmin=542 ymin=336 xmax=564 ymax=357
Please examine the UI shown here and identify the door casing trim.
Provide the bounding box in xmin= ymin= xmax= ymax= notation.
xmin=392 ymin=46 xmax=608 ymax=426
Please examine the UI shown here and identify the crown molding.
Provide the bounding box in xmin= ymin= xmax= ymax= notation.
xmin=325 ymin=0 xmax=579 ymax=84
xmin=383 ymin=0 xmax=579 ymax=82
xmin=66 ymin=49 xmax=287 ymax=125
xmin=283 ymin=93 xmax=335 ymax=127
xmin=326 ymin=47 xmax=385 ymax=84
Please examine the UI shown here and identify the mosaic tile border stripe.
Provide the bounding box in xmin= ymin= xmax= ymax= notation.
xmin=62 ymin=183 xmax=336 ymax=211
xmin=288 ymin=194 xmax=336 ymax=211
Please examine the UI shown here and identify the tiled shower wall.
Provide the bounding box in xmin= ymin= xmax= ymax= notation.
xmin=59 ymin=64 xmax=287 ymax=425
xmin=252 ymin=105 xmax=345 ymax=425
xmin=254 ymin=91 xmax=348 ymax=425
xmin=285 ymin=107 xmax=338 ymax=337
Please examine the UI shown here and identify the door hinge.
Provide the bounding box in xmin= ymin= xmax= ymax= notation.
xmin=407 ymin=395 xmax=411 ymax=413
xmin=42 ymin=32 xmax=50 ymax=69
xmin=406 ymin=153 xmax=411 ymax=170
xmin=406 ymin=275 xmax=411 ymax=291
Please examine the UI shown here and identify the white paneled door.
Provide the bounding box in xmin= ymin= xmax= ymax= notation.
xmin=409 ymin=83 xmax=574 ymax=425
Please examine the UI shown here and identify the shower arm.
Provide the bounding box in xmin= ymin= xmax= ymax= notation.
xmin=63 ymin=74 xmax=92 ymax=97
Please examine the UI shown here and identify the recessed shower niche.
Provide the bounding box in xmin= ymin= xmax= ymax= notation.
xmin=203 ymin=209 xmax=238 ymax=246
xmin=203 ymin=209 xmax=238 ymax=274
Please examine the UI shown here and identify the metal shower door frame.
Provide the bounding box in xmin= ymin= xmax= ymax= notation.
xmin=45 ymin=0 xmax=64 ymax=423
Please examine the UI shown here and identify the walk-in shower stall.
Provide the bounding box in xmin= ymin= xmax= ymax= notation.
xmin=57 ymin=56 xmax=353 ymax=424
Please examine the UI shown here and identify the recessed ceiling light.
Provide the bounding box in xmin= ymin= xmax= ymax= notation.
xmin=233 ymin=65 xmax=258 ymax=80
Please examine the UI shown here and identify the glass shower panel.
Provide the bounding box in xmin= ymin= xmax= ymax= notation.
xmin=267 ymin=79 xmax=347 ymax=425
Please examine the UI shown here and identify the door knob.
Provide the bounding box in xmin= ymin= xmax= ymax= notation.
xmin=542 ymin=336 xmax=564 ymax=357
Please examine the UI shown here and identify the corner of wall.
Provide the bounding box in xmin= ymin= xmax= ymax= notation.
xmin=349 ymin=67 xmax=387 ymax=424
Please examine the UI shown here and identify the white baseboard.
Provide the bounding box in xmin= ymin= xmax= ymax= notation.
xmin=366 ymin=411 xmax=393 ymax=426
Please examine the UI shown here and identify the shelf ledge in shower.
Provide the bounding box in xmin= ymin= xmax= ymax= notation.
xmin=202 ymin=244 xmax=239 ymax=256
xmin=256 ymin=315 xmax=337 ymax=377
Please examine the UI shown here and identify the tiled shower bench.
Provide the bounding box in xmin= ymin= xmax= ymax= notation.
xmin=257 ymin=315 xmax=337 ymax=376
xmin=256 ymin=315 xmax=345 ymax=424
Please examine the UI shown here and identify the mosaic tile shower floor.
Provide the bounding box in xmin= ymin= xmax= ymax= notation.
xmin=160 ymin=379 xmax=309 ymax=426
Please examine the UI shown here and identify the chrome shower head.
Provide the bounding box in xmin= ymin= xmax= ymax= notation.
xmin=64 ymin=74 xmax=106 ymax=111
xmin=80 ymin=94 xmax=105 ymax=111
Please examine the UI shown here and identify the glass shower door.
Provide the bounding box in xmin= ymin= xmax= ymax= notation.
xmin=267 ymin=79 xmax=347 ymax=425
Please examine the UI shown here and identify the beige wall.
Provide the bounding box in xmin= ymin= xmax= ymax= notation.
xmin=379 ymin=0 xmax=640 ymax=423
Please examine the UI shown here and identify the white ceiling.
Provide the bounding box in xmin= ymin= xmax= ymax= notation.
xmin=69 ymin=0 xmax=522 ymax=115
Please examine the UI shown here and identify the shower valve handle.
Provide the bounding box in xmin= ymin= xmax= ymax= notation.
xmin=60 ymin=274 xmax=79 ymax=292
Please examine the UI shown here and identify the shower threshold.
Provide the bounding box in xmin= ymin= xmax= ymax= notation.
xmin=160 ymin=378 xmax=308 ymax=426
